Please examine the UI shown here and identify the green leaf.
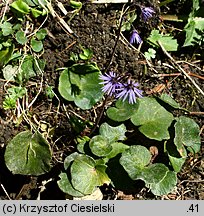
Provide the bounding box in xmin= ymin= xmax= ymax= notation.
xmin=31 ymin=8 xmax=43 ymax=18
xmin=0 ymin=45 xmax=14 ymax=67
xmin=4 ymin=131 xmax=52 ymax=175
xmin=2 ymin=64 xmax=18 ymax=81
xmin=121 ymin=11 xmax=137 ymax=32
xmin=16 ymin=55 xmax=36 ymax=83
xmin=7 ymin=86 xmax=27 ymax=99
xmin=99 ymin=122 xmax=127 ymax=143
xmin=31 ymin=38 xmax=43 ymax=52
xmin=159 ymin=93 xmax=180 ymax=109
xmin=3 ymin=96 xmax=16 ymax=110
xmin=148 ymin=171 xmax=177 ymax=196
xmin=10 ymin=0 xmax=30 ymax=14
xmin=131 ymin=97 xmax=174 ymax=141
xmin=0 ymin=21 xmax=13 ymax=36
xmin=57 ymin=172 xmax=84 ymax=197
xmin=89 ymin=135 xmax=112 ymax=157
xmin=147 ymin=30 xmax=178 ymax=51
xmin=69 ymin=63 xmax=100 ymax=74
xmin=70 ymin=0 xmax=82 ymax=9
xmin=142 ymin=163 xmax=169 ymax=184
xmin=64 ymin=152 xmax=80 ymax=170
xmin=76 ymin=136 xmax=90 ymax=154
xmin=71 ymin=155 xmax=106 ymax=195
xmin=174 ymin=116 xmax=201 ymax=152
xmin=168 ymin=154 xmax=186 ymax=173
xmin=183 ymin=17 xmax=204 ymax=46
xmin=144 ymin=48 xmax=156 ymax=60
xmin=58 ymin=65 xmax=103 ymax=110
xmin=106 ymin=99 xmax=138 ymax=122
xmin=15 ymin=30 xmax=28 ymax=45
xmin=36 ymin=29 xmax=47 ymax=40
xmin=95 ymin=165 xmax=111 ymax=185
xmin=79 ymin=48 xmax=93 ymax=60
xmin=106 ymin=142 xmax=129 ymax=159
xmin=120 ymin=145 xmax=152 ymax=180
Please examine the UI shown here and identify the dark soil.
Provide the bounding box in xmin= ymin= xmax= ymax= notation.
xmin=0 ymin=0 xmax=203 ymax=200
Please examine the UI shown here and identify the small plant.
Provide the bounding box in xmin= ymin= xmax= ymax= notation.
xmin=183 ymin=0 xmax=204 ymax=46
xmin=3 ymin=86 xmax=27 ymax=110
xmin=57 ymin=94 xmax=201 ymax=197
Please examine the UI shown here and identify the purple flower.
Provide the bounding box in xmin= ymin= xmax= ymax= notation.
xmin=116 ymin=79 xmax=143 ymax=104
xmin=130 ymin=30 xmax=142 ymax=45
xmin=141 ymin=7 xmax=155 ymax=22
xmin=100 ymin=71 xmax=121 ymax=96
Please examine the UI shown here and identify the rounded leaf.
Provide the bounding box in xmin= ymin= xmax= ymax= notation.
xmin=4 ymin=131 xmax=52 ymax=175
xmin=149 ymin=171 xmax=177 ymax=196
xmin=107 ymin=99 xmax=138 ymax=122
xmin=57 ymin=172 xmax=84 ymax=197
xmin=89 ymin=135 xmax=112 ymax=157
xmin=131 ymin=97 xmax=174 ymax=141
xmin=15 ymin=30 xmax=28 ymax=45
xmin=31 ymin=38 xmax=43 ymax=52
xmin=120 ymin=145 xmax=151 ymax=180
xmin=71 ymin=155 xmax=99 ymax=195
xmin=142 ymin=163 xmax=169 ymax=184
xmin=58 ymin=65 xmax=103 ymax=110
xmin=99 ymin=122 xmax=127 ymax=143
xmin=174 ymin=116 xmax=201 ymax=150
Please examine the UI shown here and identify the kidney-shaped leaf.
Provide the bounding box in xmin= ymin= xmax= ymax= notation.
xmin=89 ymin=135 xmax=112 ymax=157
xmin=120 ymin=145 xmax=151 ymax=180
xmin=159 ymin=93 xmax=180 ymax=109
xmin=131 ymin=97 xmax=174 ymax=141
xmin=141 ymin=163 xmax=169 ymax=184
xmin=58 ymin=65 xmax=103 ymax=110
xmin=106 ymin=99 xmax=138 ymax=122
xmin=174 ymin=116 xmax=201 ymax=152
xmin=4 ymin=131 xmax=52 ymax=175
xmin=148 ymin=171 xmax=177 ymax=196
xmin=57 ymin=172 xmax=84 ymax=197
xmin=99 ymin=122 xmax=127 ymax=143
xmin=106 ymin=142 xmax=129 ymax=159
xmin=71 ymin=154 xmax=108 ymax=195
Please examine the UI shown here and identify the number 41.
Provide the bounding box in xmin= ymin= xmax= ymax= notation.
xmin=188 ymin=204 xmax=199 ymax=212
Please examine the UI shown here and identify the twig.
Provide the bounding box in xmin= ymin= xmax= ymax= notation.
xmin=89 ymin=5 xmax=128 ymax=135
xmin=0 ymin=184 xmax=11 ymax=200
xmin=158 ymin=40 xmax=204 ymax=97
xmin=104 ymin=5 xmax=128 ymax=73
xmin=151 ymin=72 xmax=204 ymax=81
xmin=189 ymin=112 xmax=204 ymax=115
xmin=47 ymin=1 xmax=74 ymax=35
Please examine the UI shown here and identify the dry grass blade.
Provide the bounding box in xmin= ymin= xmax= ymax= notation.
xmin=47 ymin=2 xmax=73 ymax=34
xmin=158 ymin=40 xmax=204 ymax=97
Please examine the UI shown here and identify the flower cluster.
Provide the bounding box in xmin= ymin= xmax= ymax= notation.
xmin=129 ymin=7 xmax=155 ymax=45
xmin=100 ymin=72 xmax=143 ymax=104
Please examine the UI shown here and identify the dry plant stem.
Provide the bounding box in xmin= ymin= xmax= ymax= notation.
xmin=47 ymin=2 xmax=73 ymax=35
xmin=152 ymin=72 xmax=204 ymax=81
xmin=0 ymin=183 xmax=11 ymax=200
xmin=89 ymin=96 xmax=108 ymax=136
xmin=158 ymin=40 xmax=204 ymax=97
xmin=88 ymin=6 xmax=127 ymax=136
xmin=104 ymin=5 xmax=127 ymax=73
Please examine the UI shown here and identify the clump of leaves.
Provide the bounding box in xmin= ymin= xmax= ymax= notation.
xmin=3 ymin=86 xmax=27 ymax=110
xmin=57 ymin=94 xmax=201 ymax=198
